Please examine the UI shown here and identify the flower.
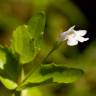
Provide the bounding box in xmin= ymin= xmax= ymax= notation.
xmin=60 ymin=25 xmax=89 ymax=46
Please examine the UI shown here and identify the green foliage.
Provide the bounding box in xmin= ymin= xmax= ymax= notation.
xmin=17 ymin=64 xmax=83 ymax=90
xmin=28 ymin=11 xmax=46 ymax=50
xmin=40 ymin=64 xmax=84 ymax=83
xmin=11 ymin=25 xmax=35 ymax=64
xmin=0 ymin=76 xmax=17 ymax=90
xmin=0 ymin=47 xmax=19 ymax=89
xmin=21 ymin=87 xmax=43 ymax=96
xmin=11 ymin=12 xmax=46 ymax=64
xmin=0 ymin=12 xmax=85 ymax=95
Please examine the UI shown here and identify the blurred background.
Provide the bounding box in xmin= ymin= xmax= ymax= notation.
xmin=0 ymin=0 xmax=96 ymax=96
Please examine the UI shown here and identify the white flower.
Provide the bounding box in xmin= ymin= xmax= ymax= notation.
xmin=60 ymin=25 xmax=89 ymax=46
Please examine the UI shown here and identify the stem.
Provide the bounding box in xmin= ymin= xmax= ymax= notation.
xmin=42 ymin=41 xmax=63 ymax=63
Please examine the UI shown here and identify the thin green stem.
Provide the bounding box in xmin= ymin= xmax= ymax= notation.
xmin=42 ymin=41 xmax=63 ymax=63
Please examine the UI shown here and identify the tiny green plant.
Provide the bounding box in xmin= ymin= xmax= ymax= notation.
xmin=0 ymin=12 xmax=89 ymax=96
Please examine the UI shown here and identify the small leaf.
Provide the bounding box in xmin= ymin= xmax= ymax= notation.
xmin=11 ymin=25 xmax=35 ymax=64
xmin=28 ymin=11 xmax=46 ymax=50
xmin=52 ymin=68 xmax=83 ymax=83
xmin=11 ymin=12 xmax=46 ymax=64
xmin=21 ymin=87 xmax=43 ymax=96
xmin=0 ymin=76 xmax=17 ymax=90
xmin=17 ymin=64 xmax=84 ymax=90
xmin=40 ymin=64 xmax=84 ymax=83
xmin=30 ymin=64 xmax=84 ymax=83
xmin=0 ymin=47 xmax=19 ymax=89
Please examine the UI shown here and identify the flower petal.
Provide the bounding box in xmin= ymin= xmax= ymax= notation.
xmin=59 ymin=26 xmax=89 ymax=46
xmin=68 ymin=25 xmax=75 ymax=32
xmin=77 ymin=36 xmax=89 ymax=42
xmin=77 ymin=30 xmax=87 ymax=36
xmin=67 ymin=39 xmax=78 ymax=46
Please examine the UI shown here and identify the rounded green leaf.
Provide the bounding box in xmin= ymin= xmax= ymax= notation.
xmin=28 ymin=11 xmax=46 ymax=50
xmin=18 ymin=64 xmax=84 ymax=90
xmin=11 ymin=25 xmax=35 ymax=64
xmin=0 ymin=47 xmax=19 ymax=89
xmin=11 ymin=12 xmax=46 ymax=64
xmin=34 ymin=64 xmax=84 ymax=83
xmin=0 ymin=76 xmax=18 ymax=90
xmin=21 ymin=87 xmax=43 ymax=96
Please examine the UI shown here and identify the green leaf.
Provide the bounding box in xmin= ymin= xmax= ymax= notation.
xmin=21 ymin=87 xmax=43 ymax=96
xmin=28 ymin=11 xmax=46 ymax=50
xmin=11 ymin=25 xmax=35 ymax=64
xmin=0 ymin=76 xmax=17 ymax=90
xmin=11 ymin=12 xmax=46 ymax=64
xmin=0 ymin=47 xmax=19 ymax=90
xmin=30 ymin=64 xmax=84 ymax=83
xmin=17 ymin=64 xmax=84 ymax=90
